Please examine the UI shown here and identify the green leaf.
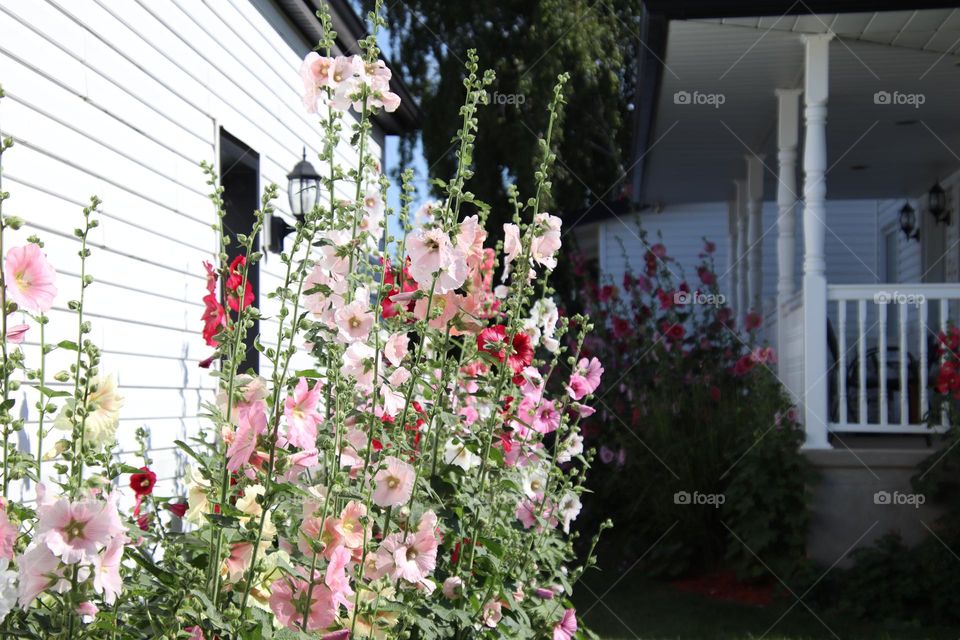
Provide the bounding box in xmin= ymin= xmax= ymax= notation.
xmin=174 ymin=440 xmax=207 ymax=468
xmin=57 ymin=340 xmax=79 ymax=351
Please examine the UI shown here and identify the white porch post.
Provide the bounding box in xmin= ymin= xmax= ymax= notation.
xmin=801 ymin=34 xmax=834 ymax=449
xmin=735 ymin=179 xmax=749 ymax=325
xmin=746 ymin=155 xmax=765 ymax=314
xmin=728 ymin=199 xmax=739 ymax=316
xmin=776 ymin=88 xmax=801 ymax=372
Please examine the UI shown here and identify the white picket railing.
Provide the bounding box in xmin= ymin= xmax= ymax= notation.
xmin=826 ymin=284 xmax=960 ymax=434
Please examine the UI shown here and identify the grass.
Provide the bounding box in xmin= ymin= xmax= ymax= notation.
xmin=574 ymin=573 xmax=959 ymax=640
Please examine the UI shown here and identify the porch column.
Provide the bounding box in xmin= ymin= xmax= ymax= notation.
xmin=801 ymin=33 xmax=834 ymax=449
xmin=776 ymin=88 xmax=801 ymax=373
xmin=746 ymin=154 xmax=765 ymax=314
xmin=735 ymin=179 xmax=749 ymax=324
xmin=727 ymin=199 xmax=739 ymax=316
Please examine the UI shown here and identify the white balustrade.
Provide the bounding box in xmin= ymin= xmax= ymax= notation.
xmin=826 ymin=284 xmax=960 ymax=434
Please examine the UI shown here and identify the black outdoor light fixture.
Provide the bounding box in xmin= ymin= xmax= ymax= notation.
xmin=899 ymin=202 xmax=919 ymax=242
xmin=269 ymin=148 xmax=321 ymax=254
xmin=928 ymin=180 xmax=950 ymax=225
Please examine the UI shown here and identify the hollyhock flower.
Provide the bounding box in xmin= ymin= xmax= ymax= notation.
xmin=185 ymin=467 xmax=210 ymax=524
xmin=284 ymin=448 xmax=320 ymax=482
xmin=732 ymin=354 xmax=756 ymax=377
xmin=697 ymin=266 xmax=716 ymax=285
xmin=6 ymin=323 xmax=28 ymax=344
xmin=284 ymin=378 xmax=323 ymax=449
xmin=222 ymin=542 xmax=254 ymax=584
xmin=36 ymin=492 xmax=125 ymax=564
xmin=201 ymin=261 xmax=225 ymax=347
xmin=516 ymin=495 xmax=556 ymax=530
xmin=53 ymin=374 xmax=124 ymax=449
xmin=567 ymin=357 xmax=603 ymax=401
xmin=482 ymin=601 xmax=503 ymax=628
xmin=334 ymin=296 xmax=374 ymax=344
xmin=335 ymin=501 xmax=366 ymax=549
xmin=554 ymin=609 xmax=577 ymax=640
xmin=745 ymin=311 xmax=763 ymax=331
xmin=502 ymin=223 xmax=522 ymax=279
xmin=531 ymin=213 xmax=562 ymax=270
xmin=442 ymin=576 xmax=463 ymax=599
xmin=407 ymin=227 xmax=467 ymax=294
xmin=520 ymin=467 xmax=549 ymax=499
xmin=557 ymin=433 xmax=584 ymax=464
xmin=76 ymin=600 xmax=99 ymax=624
xmin=0 ymin=559 xmax=15 ymax=622
xmin=444 ymin=439 xmax=480 ymax=471
xmin=92 ymin=537 xmax=124 ymax=605
xmin=661 ymin=321 xmax=685 ymax=342
xmin=0 ymin=507 xmax=16 ymax=561
xmin=4 ymin=244 xmax=57 ymax=313
xmin=372 ymin=456 xmax=415 ymax=507
xmin=558 ymin=492 xmax=582 ymax=533
xmin=165 ymin=502 xmax=188 ymax=518
xmin=384 ymin=332 xmax=409 ymax=367
xmin=325 ymin=545 xmax=354 ymax=610
xmin=226 ymin=403 xmax=268 ymax=473
xmin=269 ymin=576 xmax=336 ymax=631
xmin=477 ymin=325 xmax=533 ymax=374
xmin=360 ymin=188 xmax=385 ymax=232
xmin=301 ymin=52 xmax=334 ymax=112
xmin=599 ymin=446 xmax=615 ymax=464
xmin=341 ymin=342 xmax=376 ymax=389
xmin=130 ymin=467 xmax=156 ymax=517
xmin=225 ymin=255 xmax=254 ymax=312
xmin=17 ymin=544 xmax=68 ymax=609
xmin=185 ymin=627 xmax=205 ymax=640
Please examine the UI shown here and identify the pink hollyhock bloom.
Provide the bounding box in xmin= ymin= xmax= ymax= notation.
xmin=300 ymin=52 xmax=334 ymax=112
xmin=226 ymin=402 xmax=267 ymax=473
xmin=522 ymin=398 xmax=560 ymax=435
xmin=567 ymin=357 xmax=604 ymax=400
xmin=334 ymin=297 xmax=374 ymax=344
xmin=407 ymin=227 xmax=467 ymax=294
xmin=745 ymin=311 xmax=763 ymax=331
xmin=37 ymin=492 xmax=124 ymax=564
xmin=76 ymin=600 xmax=99 ymax=624
xmin=0 ymin=506 xmax=16 ymax=560
xmin=284 ymin=378 xmax=323 ymax=449
xmin=92 ymin=537 xmax=124 ymax=605
xmin=482 ymin=601 xmax=503 ymax=628
xmin=4 ymin=244 xmax=57 ymax=313
xmin=323 ymin=631 xmax=351 ymax=640
xmin=269 ymin=576 xmax=335 ymax=631
xmin=223 ymin=542 xmax=254 ymax=584
xmin=516 ymin=495 xmax=557 ymax=531
xmin=340 ymin=342 xmax=376 ymax=389
xmin=6 ymin=323 xmax=28 ymax=344
xmin=324 ymin=545 xmax=354 ymax=611
xmin=372 ymin=456 xmax=415 ymax=508
xmin=384 ymin=332 xmax=409 ymax=367
xmin=531 ymin=213 xmax=562 ymax=270
xmin=501 ymin=223 xmax=522 ymax=279
xmin=442 ymin=576 xmax=463 ymax=599
xmin=17 ymin=544 xmax=68 ymax=608
xmin=284 ymin=448 xmax=320 ymax=482
xmin=185 ymin=627 xmax=205 ymax=640
xmin=553 ymin=609 xmax=577 ymax=640
xmin=336 ymin=501 xmax=367 ymax=549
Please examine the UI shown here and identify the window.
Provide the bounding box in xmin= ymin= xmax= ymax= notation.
xmin=219 ymin=128 xmax=261 ymax=373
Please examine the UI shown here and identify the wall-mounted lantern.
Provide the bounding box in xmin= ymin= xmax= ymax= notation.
xmin=899 ymin=202 xmax=919 ymax=242
xmin=269 ymin=148 xmax=321 ymax=253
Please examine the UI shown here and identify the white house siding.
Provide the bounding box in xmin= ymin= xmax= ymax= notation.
xmin=0 ymin=0 xmax=383 ymax=500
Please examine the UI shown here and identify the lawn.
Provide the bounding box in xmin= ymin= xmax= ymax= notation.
xmin=574 ymin=574 xmax=958 ymax=640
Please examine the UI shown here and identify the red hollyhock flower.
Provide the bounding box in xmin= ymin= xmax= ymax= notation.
xmin=660 ymin=321 xmax=685 ymax=342
xmin=612 ymin=316 xmax=631 ymax=339
xmin=225 ymin=255 xmax=254 ymax=312
xmin=381 ymin=257 xmax=417 ymax=319
xmin=477 ymin=325 xmax=533 ymax=374
xmin=201 ymin=261 xmax=226 ymax=347
xmin=130 ymin=466 xmax=157 ymax=517
xmin=744 ymin=311 xmax=763 ymax=331
xmin=166 ymin=502 xmax=188 ymax=518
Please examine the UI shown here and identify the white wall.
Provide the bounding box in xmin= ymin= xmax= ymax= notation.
xmin=0 ymin=0 xmax=383 ymax=499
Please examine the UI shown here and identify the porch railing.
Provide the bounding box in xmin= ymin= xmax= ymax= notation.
xmin=827 ymin=283 xmax=960 ymax=434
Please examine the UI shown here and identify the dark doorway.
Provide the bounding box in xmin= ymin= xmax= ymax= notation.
xmin=219 ymin=128 xmax=260 ymax=374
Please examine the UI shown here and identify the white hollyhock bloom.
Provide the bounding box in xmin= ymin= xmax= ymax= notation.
xmin=443 ymin=440 xmax=479 ymax=471
xmin=557 ymin=433 xmax=584 ymax=464
xmin=53 ymin=374 xmax=123 ymax=449
xmin=0 ymin=559 xmax=16 ymax=623
xmin=558 ymin=492 xmax=582 ymax=533
xmin=521 ymin=466 xmax=549 ymax=499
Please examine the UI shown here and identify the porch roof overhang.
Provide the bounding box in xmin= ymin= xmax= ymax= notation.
xmin=623 ymin=2 xmax=960 ymax=213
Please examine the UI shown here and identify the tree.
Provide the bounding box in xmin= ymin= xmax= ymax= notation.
xmin=381 ymin=0 xmax=643 ymax=240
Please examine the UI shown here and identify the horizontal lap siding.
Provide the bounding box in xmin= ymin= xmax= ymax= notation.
xmin=0 ymin=0 xmax=382 ymax=497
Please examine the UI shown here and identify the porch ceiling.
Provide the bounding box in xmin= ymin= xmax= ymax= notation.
xmin=643 ymin=9 xmax=960 ymax=206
